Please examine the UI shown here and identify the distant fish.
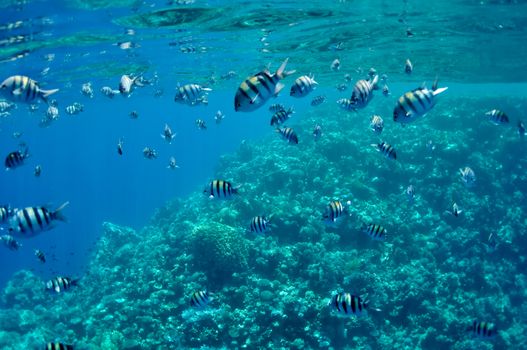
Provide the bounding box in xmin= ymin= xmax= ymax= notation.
xmin=446 ymin=202 xmax=462 ymax=217
xmin=459 ymin=166 xmax=476 ymax=187
xmin=0 ymin=75 xmax=58 ymax=103
xmin=190 ymin=290 xmax=211 ymax=308
xmin=143 ymin=147 xmax=157 ymax=159
xmin=220 ymin=71 xmax=237 ymax=80
xmin=270 ymin=107 xmax=294 ymax=126
xmin=65 ymin=102 xmax=83 ymax=115
xmin=486 ymin=233 xmax=498 ymax=252
xmin=276 ymin=127 xmax=298 ymax=144
xmin=117 ymin=138 xmax=124 ymax=156
xmin=129 ymin=110 xmax=139 ymax=119
xmin=269 ymin=103 xmax=286 ymax=113
xmin=310 ymin=95 xmax=326 ymax=106
xmin=290 ymin=74 xmax=317 ymax=98
xmin=323 ymin=200 xmax=349 ymax=224
xmin=175 ymin=84 xmax=211 ymax=106
xmin=0 ymin=234 xmax=22 ymax=250
xmin=393 ymin=86 xmax=448 ymax=124
xmin=100 ymin=86 xmax=119 ymax=98
xmin=406 ymin=185 xmax=415 ymax=204
xmin=337 ymin=98 xmax=355 ymax=111
xmin=344 ymin=74 xmax=352 ymax=83
xmin=214 ymin=110 xmax=225 ymax=124
xmin=9 ymin=202 xmax=69 ymax=236
xmin=45 ymin=342 xmax=74 ymax=350
xmin=234 ymin=58 xmax=295 ymax=112
xmin=195 ymin=119 xmax=207 ymax=130
xmin=349 ymin=75 xmax=378 ymax=110
xmin=336 ymin=83 xmax=348 ymax=92
xmin=313 ymin=124 xmax=322 ymax=141
xmin=119 ymin=74 xmax=143 ymax=96
xmin=161 ymin=123 xmax=176 ymax=143
xmin=204 ymin=180 xmax=239 ymax=199
xmin=249 ymin=215 xmax=271 ymax=234
xmin=468 ymin=320 xmax=497 ymax=340
xmin=330 ymin=58 xmax=341 ymax=71
xmin=382 ymin=84 xmax=390 ymax=97
xmin=46 ymin=105 xmax=59 ymax=122
xmin=405 ymin=59 xmax=413 ymax=74
xmin=518 ymin=120 xmax=526 ymax=138
xmin=0 ymin=205 xmax=13 ymax=223
xmin=167 ymin=156 xmax=179 ymax=170
xmin=5 ymin=148 xmax=29 ymax=170
xmin=328 ymin=292 xmax=370 ymax=318
xmin=81 ymin=82 xmax=94 ymax=98
xmin=0 ymin=100 xmax=15 ymax=112
xmin=35 ymin=249 xmax=46 ymax=263
xmin=45 ymin=276 xmax=77 ymax=293
xmin=485 ymin=109 xmax=509 ymax=125
xmin=371 ymin=142 xmax=397 ymax=160
xmin=361 ymin=223 xmax=387 ymax=241
xmin=34 ymin=165 xmax=42 ymax=177
xmin=370 ymin=115 xmax=384 ymax=134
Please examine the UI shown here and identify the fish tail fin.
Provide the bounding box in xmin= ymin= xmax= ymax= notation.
xmin=276 ymin=58 xmax=295 ymax=79
xmin=52 ymin=201 xmax=69 ymax=222
xmin=40 ymin=88 xmax=59 ymax=103
xmin=202 ymin=87 xmax=213 ymax=92
xmin=432 ymin=86 xmax=448 ymax=96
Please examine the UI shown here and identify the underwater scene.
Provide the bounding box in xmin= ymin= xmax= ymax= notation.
xmin=1 ymin=0 xmax=527 ymax=349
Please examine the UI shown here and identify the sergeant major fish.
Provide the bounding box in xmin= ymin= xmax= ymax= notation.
xmin=0 ymin=75 xmax=59 ymax=103
xmin=234 ymin=58 xmax=295 ymax=112
xmin=290 ymin=74 xmax=318 ymax=98
xmin=35 ymin=249 xmax=46 ymax=263
xmin=0 ymin=235 xmax=22 ymax=250
xmin=167 ymin=156 xmax=179 ymax=170
xmin=100 ymin=86 xmax=119 ymax=98
xmin=270 ymin=107 xmax=294 ymax=126
xmin=361 ymin=223 xmax=387 ymax=241
xmin=323 ymin=200 xmax=350 ymax=224
xmin=276 ymin=127 xmax=298 ymax=144
xmin=269 ymin=103 xmax=285 ymax=113
xmin=196 ymin=119 xmax=207 ymax=130
xmin=143 ymin=147 xmax=157 ymax=159
xmin=337 ymin=98 xmax=355 ymax=111
xmin=311 ymin=95 xmax=326 ymax=106
xmin=249 ymin=215 xmax=271 ymax=234
xmin=190 ymin=290 xmax=212 ymax=308
xmin=485 ymin=109 xmax=509 ymax=125
xmin=370 ymin=115 xmax=384 ymax=134
xmin=45 ymin=276 xmax=77 ymax=293
xmin=45 ymin=342 xmax=73 ymax=350
xmin=459 ymin=166 xmax=476 ymax=187
xmin=174 ymin=84 xmax=211 ymax=106
xmin=5 ymin=148 xmax=29 ymax=170
xmin=371 ymin=142 xmax=397 ymax=160
xmin=328 ymin=292 xmax=370 ymax=318
xmin=468 ymin=320 xmax=497 ymax=340
xmin=393 ymin=85 xmax=448 ymax=124
xmin=349 ymin=75 xmax=379 ymax=110
xmin=9 ymin=202 xmax=69 ymax=236
xmin=161 ymin=123 xmax=176 ymax=143
xmin=204 ymin=180 xmax=239 ymax=199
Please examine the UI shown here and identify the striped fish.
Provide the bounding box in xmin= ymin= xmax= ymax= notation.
xmin=9 ymin=202 xmax=69 ymax=236
xmin=459 ymin=166 xmax=476 ymax=187
xmin=196 ymin=119 xmax=207 ymax=130
xmin=0 ymin=205 xmax=12 ymax=223
xmin=337 ymin=98 xmax=355 ymax=111
xmin=35 ymin=249 xmax=46 ymax=263
xmin=393 ymin=86 xmax=448 ymax=124
xmin=45 ymin=342 xmax=74 ymax=350
xmin=323 ymin=200 xmax=348 ymax=223
xmin=100 ymin=86 xmax=119 ymax=98
xmin=290 ymin=74 xmax=317 ymax=98
xmin=270 ymin=107 xmax=294 ymax=126
xmin=370 ymin=115 xmax=384 ymax=134
xmin=485 ymin=109 xmax=509 ymax=125
xmin=276 ymin=127 xmax=298 ymax=144
xmin=361 ymin=223 xmax=387 ymax=241
xmin=249 ymin=215 xmax=270 ymax=234
xmin=349 ymin=75 xmax=378 ymax=109
xmin=468 ymin=320 xmax=497 ymax=339
xmin=329 ymin=292 xmax=369 ymax=317
xmin=45 ymin=276 xmax=77 ymax=293
xmin=371 ymin=142 xmax=396 ymax=160
xmin=190 ymin=290 xmax=211 ymax=308
xmin=269 ymin=103 xmax=285 ymax=113
xmin=0 ymin=75 xmax=58 ymax=103
xmin=204 ymin=180 xmax=238 ymax=199
xmin=5 ymin=148 xmax=29 ymax=170
xmin=174 ymin=84 xmax=211 ymax=106
xmin=234 ymin=58 xmax=295 ymax=112
xmin=0 ymin=235 xmax=22 ymax=250
xmin=311 ymin=95 xmax=326 ymax=106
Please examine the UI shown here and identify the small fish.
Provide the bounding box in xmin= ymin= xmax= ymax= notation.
xmin=119 ymin=74 xmax=143 ymax=96
xmin=336 ymin=83 xmax=348 ymax=92
xmin=190 ymin=290 xmax=211 ymax=308
xmin=100 ymin=86 xmax=119 ymax=98
xmin=204 ymin=180 xmax=239 ymax=199
xmin=337 ymin=98 xmax=355 ymax=111
xmin=371 ymin=142 xmax=397 ymax=160
xmin=5 ymin=148 xmax=29 ymax=170
xmin=323 ymin=200 xmax=349 ymax=223
xmin=116 ymin=41 xmax=140 ymax=50
xmin=175 ymin=84 xmax=211 ymax=106
xmin=129 ymin=110 xmax=139 ymax=119
xmin=220 ymin=71 xmax=237 ymax=80
xmin=361 ymin=223 xmax=387 ymax=241
xmin=485 ymin=109 xmax=509 ymax=125
xmin=9 ymin=202 xmax=68 ymax=236
xmin=45 ymin=105 xmax=59 ymax=123
xmin=313 ymin=124 xmax=322 ymax=141
xmin=330 ymin=58 xmax=341 ymax=71
xmin=382 ymin=84 xmax=390 ymax=97
xmin=0 ymin=205 xmax=13 ymax=223
xmin=0 ymin=75 xmax=59 ymax=103
xmin=276 ymin=127 xmax=298 ymax=144
xmin=311 ymin=95 xmax=326 ymax=106
xmin=459 ymin=167 xmax=476 ymax=187
xmin=486 ymin=233 xmax=498 ymax=252
xmin=393 ymin=86 xmax=448 ymax=124
xmin=0 ymin=100 xmax=15 ymax=112
xmin=269 ymin=103 xmax=286 ymax=113
xmin=344 ymin=74 xmax=352 ymax=83
xmin=45 ymin=276 xmax=77 ymax=293
xmin=195 ymin=119 xmax=207 ymax=130
xmin=161 ymin=123 xmax=176 ymax=143
xmin=143 ymin=147 xmax=157 ymax=160
xmin=406 ymin=185 xmax=415 ymax=204
xmin=167 ymin=157 xmax=179 ymax=170
xmin=45 ymin=342 xmax=73 ymax=350
xmin=370 ymin=115 xmax=384 ymax=134
xmin=81 ymin=82 xmax=93 ymax=98
xmin=34 ymin=165 xmax=41 ymax=177
xmin=405 ymin=59 xmax=413 ymax=74
xmin=117 ymin=138 xmax=124 ymax=156
xmin=447 ymin=202 xmax=463 ymax=217
xmin=290 ymin=74 xmax=318 ymax=98
xmin=518 ymin=120 xmax=526 ymax=138
xmin=349 ymin=75 xmax=379 ymax=109
xmin=406 ymin=28 xmax=414 ymax=37
xmin=0 ymin=235 xmax=22 ymax=250
xmin=65 ymin=102 xmax=83 ymax=115
xmin=249 ymin=215 xmax=271 ymax=234
xmin=234 ymin=58 xmax=295 ymax=112
xmin=328 ymin=292 xmax=369 ymax=317
xmin=28 ymin=103 xmax=39 ymax=113
xmin=270 ymin=107 xmax=294 ymax=126
xmin=214 ymin=110 xmax=225 ymax=124
xmin=35 ymin=249 xmax=46 ymax=263
xmin=468 ymin=320 xmax=497 ymax=339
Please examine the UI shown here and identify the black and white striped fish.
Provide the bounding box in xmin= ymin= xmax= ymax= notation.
xmin=161 ymin=123 xmax=176 ymax=143
xmin=360 ymin=223 xmax=387 ymax=241
xmin=323 ymin=200 xmax=349 ymax=223
xmin=349 ymin=75 xmax=378 ymax=109
xmin=371 ymin=142 xmax=396 ymax=160
xmin=393 ymin=86 xmax=448 ymax=124
xmin=45 ymin=342 xmax=74 ymax=350
xmin=100 ymin=86 xmax=119 ymax=98
xmin=196 ymin=119 xmax=207 ymax=130
xmin=290 ymin=74 xmax=317 ymax=98
xmin=269 ymin=103 xmax=285 ymax=113
xmin=65 ymin=102 xmax=83 ymax=115
xmin=45 ymin=276 xmax=77 ymax=293
xmin=485 ymin=109 xmax=509 ymax=125
xmin=204 ymin=180 xmax=239 ymax=199
xmin=9 ymin=202 xmax=69 ymax=236
xmin=311 ymin=95 xmax=326 ymax=106
xmin=468 ymin=320 xmax=497 ymax=339
xmin=174 ymin=84 xmax=211 ymax=106
xmin=5 ymin=148 xmax=29 ymax=170
xmin=270 ymin=107 xmax=294 ymax=126
xmin=328 ymin=292 xmax=369 ymax=317
xmin=35 ymin=249 xmax=46 ymax=263
xmin=276 ymin=127 xmax=298 ymax=144
xmin=337 ymin=98 xmax=355 ymax=111
xmin=370 ymin=115 xmax=384 ymax=134
xmin=234 ymin=58 xmax=295 ymax=112
xmin=249 ymin=215 xmax=271 ymax=234
xmin=0 ymin=75 xmax=58 ymax=103
xmin=0 ymin=235 xmax=22 ymax=250
xmin=190 ymin=290 xmax=212 ymax=308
